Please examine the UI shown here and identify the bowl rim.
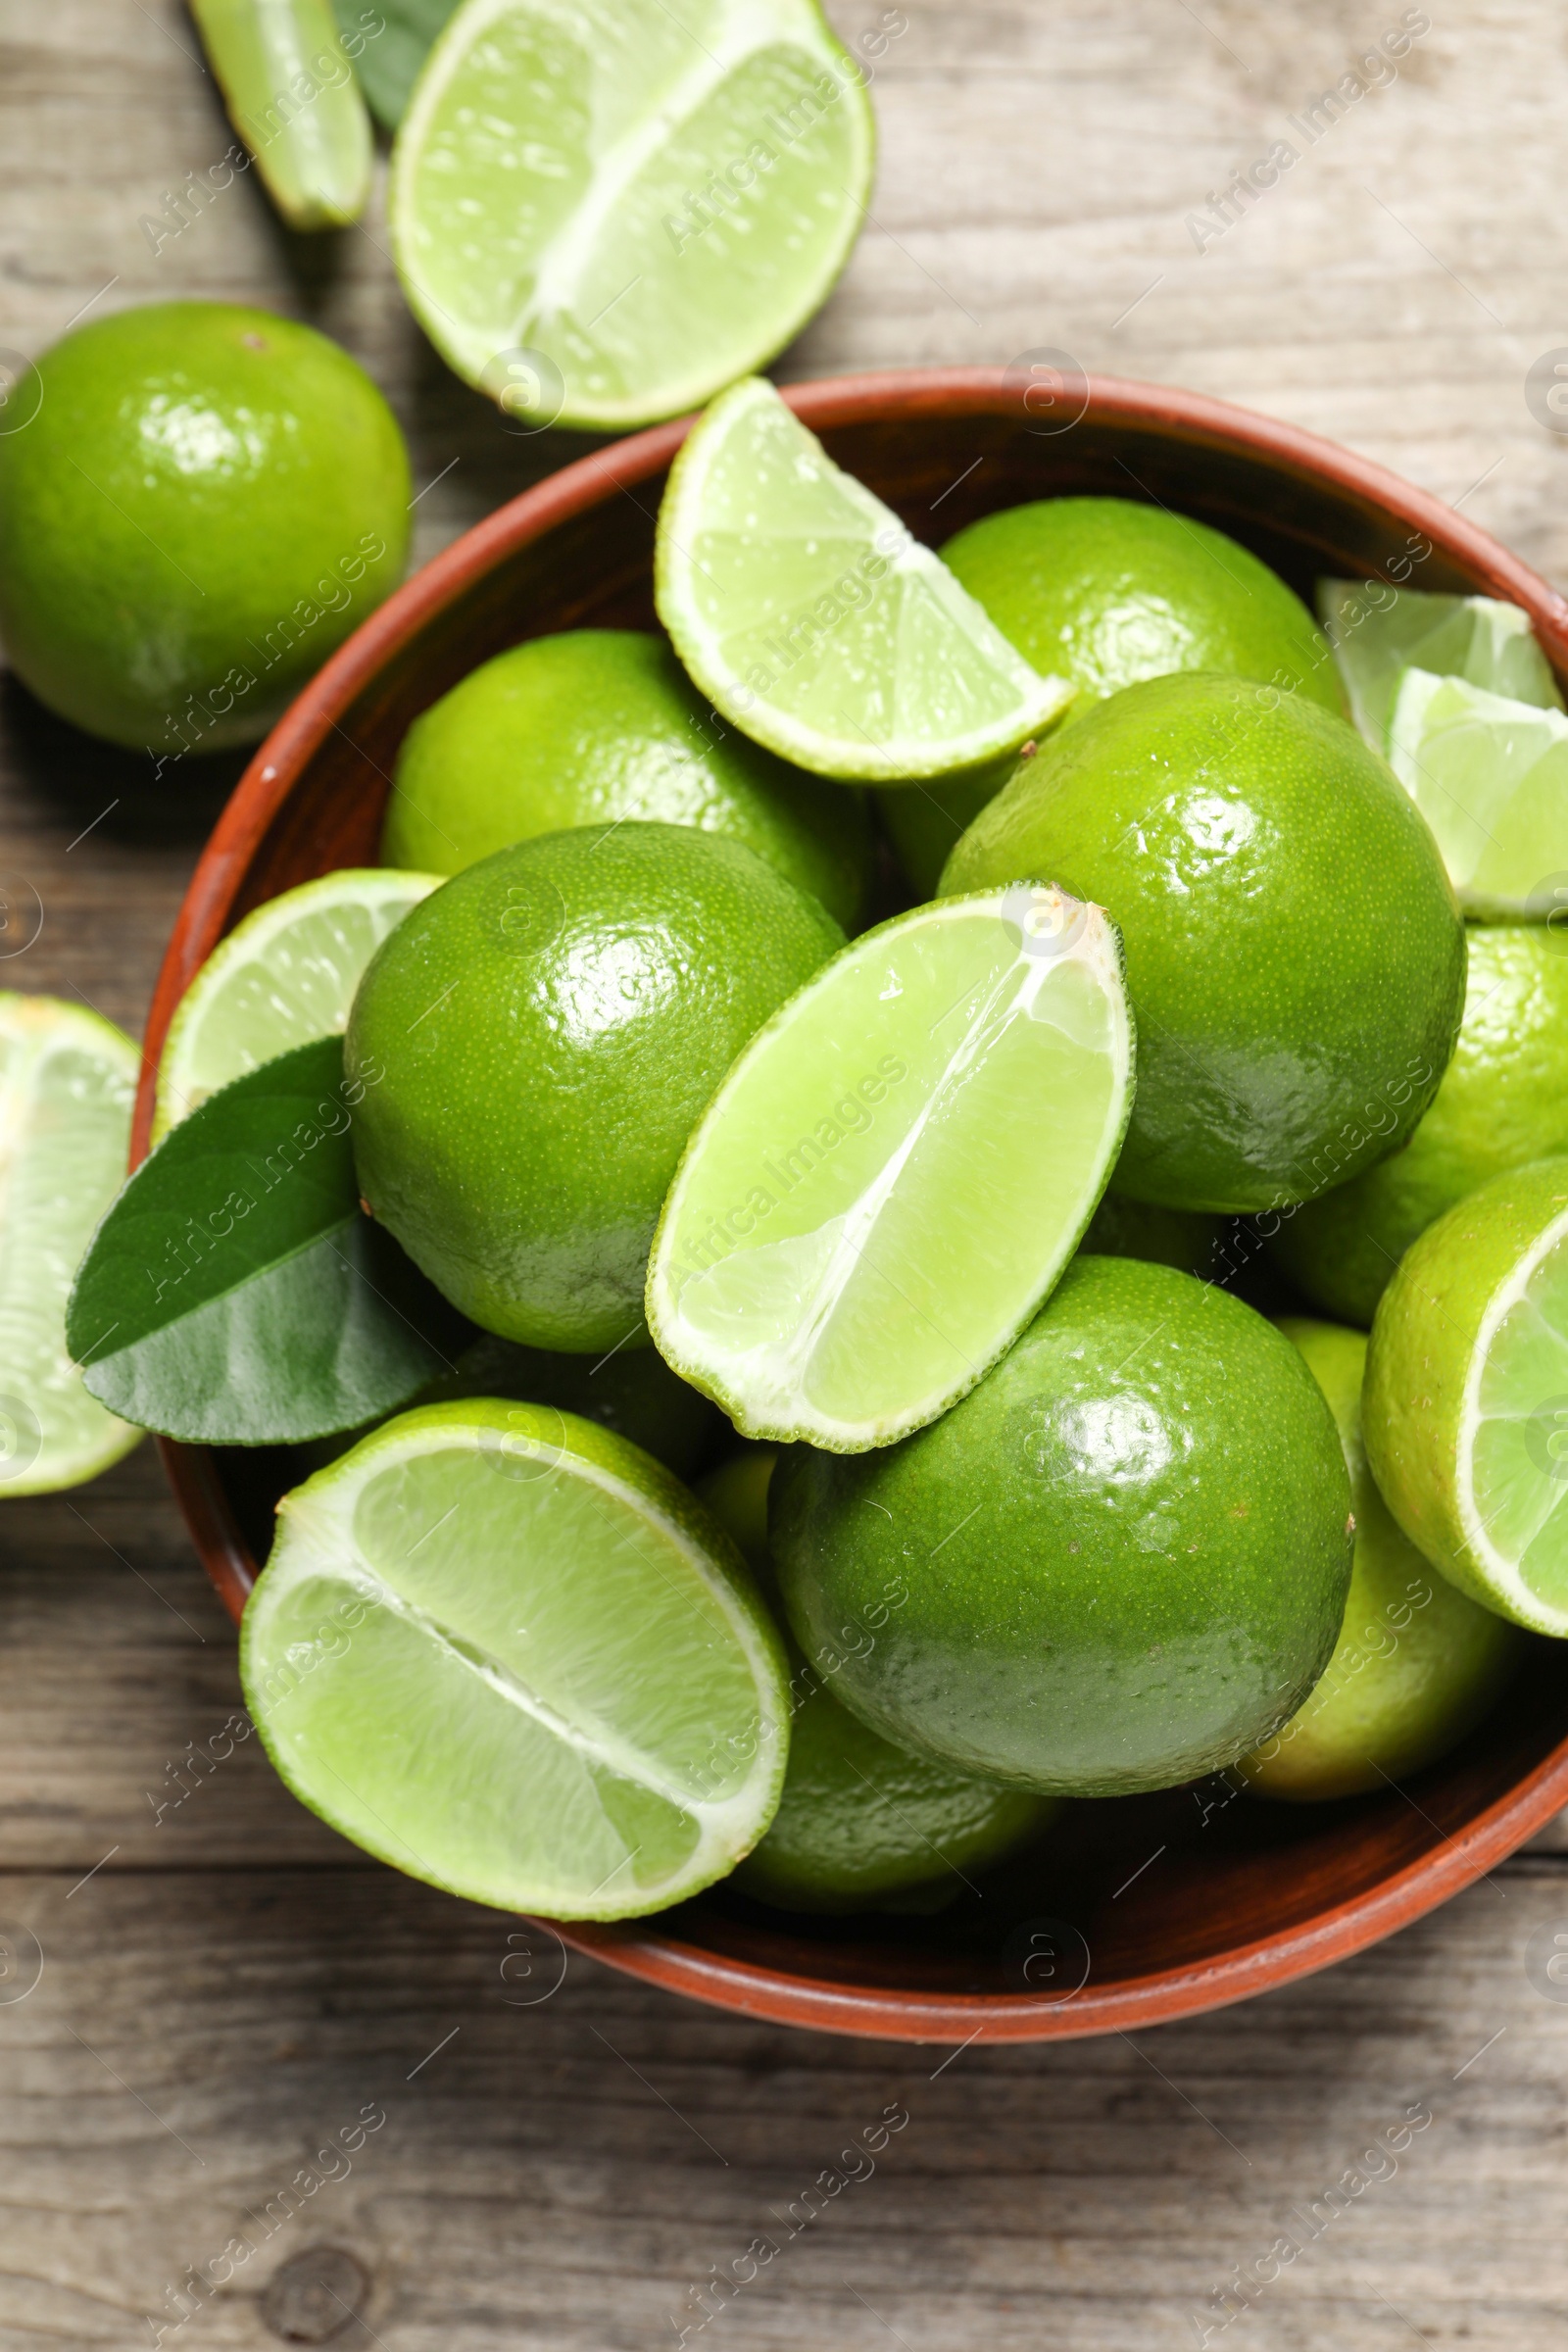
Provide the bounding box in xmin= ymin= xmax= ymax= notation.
xmin=138 ymin=365 xmax=1568 ymax=2042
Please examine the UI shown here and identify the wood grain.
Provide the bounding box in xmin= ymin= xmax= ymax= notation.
xmin=5 ymin=0 xmax=1568 ymax=2341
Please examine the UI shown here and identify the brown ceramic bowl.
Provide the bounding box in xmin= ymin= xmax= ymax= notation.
xmin=136 ymin=368 xmax=1568 ymax=2043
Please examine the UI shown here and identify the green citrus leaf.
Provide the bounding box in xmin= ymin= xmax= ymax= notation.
xmin=66 ymin=1037 xmax=460 ymax=1444
xmin=334 ymin=0 xmax=459 ymax=127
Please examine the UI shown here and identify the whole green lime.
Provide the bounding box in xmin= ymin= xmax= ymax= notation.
xmin=1241 ymin=1319 xmax=1520 ymax=1801
xmin=733 ymin=1664 xmax=1054 ymax=1911
xmin=695 ymin=1445 xmax=779 ymax=1586
xmin=879 ymin=499 xmax=1340 ymax=897
xmin=696 ymin=1446 xmax=1053 ymax=1910
xmin=1081 ymin=1192 xmax=1223 ymax=1279
xmin=943 ymin=673 xmax=1466 ymax=1214
xmin=347 ymin=823 xmax=842 ymax=1352
xmin=942 ymin=496 xmax=1343 ymax=718
xmin=435 ymin=1332 xmax=724 ymax=1479
xmin=1272 ymin=926 xmax=1568 ymax=1326
xmin=297 ymin=1327 xmax=725 ymax=1482
xmin=771 ymin=1255 xmax=1353 ymax=1796
xmin=383 ymin=630 xmax=871 ymax=929
xmin=0 ymin=301 xmax=409 ymax=753
xmin=874 ymin=761 xmax=1012 ymax=901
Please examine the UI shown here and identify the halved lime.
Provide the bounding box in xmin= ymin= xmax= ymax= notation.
xmin=1242 ymin=1318 xmax=1520 ymax=1801
xmin=389 ymin=0 xmax=873 ymax=429
xmin=656 ymin=378 xmax=1073 ymax=781
xmin=154 ymin=868 xmax=440 ymax=1139
xmin=191 ymin=0 xmax=373 ymax=228
xmin=1386 ymin=669 xmax=1568 ymax=918
xmin=1318 ymin=578 xmax=1561 ymax=750
xmin=1365 ymin=1157 xmax=1568 ymax=1637
xmin=240 ymin=1399 xmax=791 ymax=1918
xmin=646 ymin=884 xmax=1134 ymax=1450
xmin=0 ymin=996 xmax=142 ymax=1494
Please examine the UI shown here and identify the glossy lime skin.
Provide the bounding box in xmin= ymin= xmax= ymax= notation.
xmin=1242 ymin=1320 xmax=1520 ymax=1801
xmin=941 ymin=496 xmax=1344 ymax=719
xmin=383 ymin=630 xmax=873 ymax=930
xmin=879 ymin=497 xmax=1340 ymax=895
xmin=733 ymin=1664 xmax=1053 ymax=1911
xmin=943 ymin=673 xmax=1466 ymax=1213
xmin=347 ymin=823 xmax=842 ymax=1352
xmin=1273 ymin=927 xmax=1568 ymax=1326
xmin=696 ymin=1446 xmax=1051 ymax=1909
xmin=0 ymin=302 xmax=409 ymax=751
xmin=771 ymin=1255 xmax=1353 ymax=1796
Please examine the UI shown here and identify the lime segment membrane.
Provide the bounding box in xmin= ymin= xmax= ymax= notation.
xmin=647 ymin=886 xmax=1134 ymax=1450
xmin=390 ymin=0 xmax=873 ymax=427
xmin=0 ymin=995 xmax=142 ymax=1494
xmin=1318 ymin=578 xmax=1562 ymax=751
xmin=241 ymin=1401 xmax=791 ymax=1918
xmin=656 ymin=378 xmax=1073 ymax=780
xmin=1387 ymin=669 xmax=1568 ymax=918
xmin=155 ymin=868 xmax=440 ymax=1139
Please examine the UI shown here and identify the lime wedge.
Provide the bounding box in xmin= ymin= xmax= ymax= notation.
xmin=190 ymin=0 xmax=373 ymax=228
xmin=1318 ymin=578 xmax=1562 ymax=750
xmin=1386 ymin=668 xmax=1568 ymax=918
xmin=656 ymin=378 xmax=1073 ymax=781
xmin=155 ymin=867 xmax=440 ymax=1139
xmin=1365 ymin=1157 xmax=1568 ymax=1636
xmin=0 ymin=996 xmax=142 ymax=1494
xmin=646 ymin=884 xmax=1134 ymax=1450
xmin=240 ymin=1400 xmax=790 ymax=1917
xmin=389 ymin=0 xmax=873 ymax=429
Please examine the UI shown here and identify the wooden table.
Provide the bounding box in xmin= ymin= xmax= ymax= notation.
xmin=4 ymin=2 xmax=1568 ymax=2342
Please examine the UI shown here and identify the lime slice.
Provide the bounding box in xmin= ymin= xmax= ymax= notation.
xmin=190 ymin=0 xmax=373 ymax=228
xmin=647 ymin=884 xmax=1134 ymax=1450
xmin=1386 ymin=669 xmax=1568 ymax=918
xmin=1318 ymin=578 xmax=1562 ymax=751
xmin=388 ymin=0 xmax=873 ymax=429
xmin=155 ymin=867 xmax=440 ymax=1139
xmin=656 ymin=378 xmax=1073 ymax=781
xmin=1365 ymin=1157 xmax=1568 ymax=1636
xmin=240 ymin=1399 xmax=790 ymax=1917
xmin=0 ymin=996 xmax=142 ymax=1495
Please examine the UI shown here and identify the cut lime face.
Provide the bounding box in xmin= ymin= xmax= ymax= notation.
xmin=1318 ymin=578 xmax=1562 ymax=750
xmin=191 ymin=0 xmax=373 ymax=227
xmin=0 ymin=996 xmax=142 ymax=1494
xmin=240 ymin=1400 xmax=791 ymax=1918
xmin=647 ymin=885 xmax=1134 ymax=1450
xmin=1387 ymin=669 xmax=1568 ymax=918
xmin=1366 ymin=1159 xmax=1568 ymax=1637
xmin=155 ymin=868 xmax=440 ymax=1139
xmin=389 ymin=0 xmax=873 ymax=429
xmin=1463 ymin=1208 xmax=1568 ymax=1631
xmin=657 ymin=378 xmax=1073 ymax=781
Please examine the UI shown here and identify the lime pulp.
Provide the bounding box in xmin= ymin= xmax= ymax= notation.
xmin=241 ymin=1400 xmax=791 ymax=1919
xmin=656 ymin=378 xmax=1072 ymax=781
xmin=1 ymin=996 xmax=142 ymax=1494
xmin=647 ymin=884 xmax=1134 ymax=1450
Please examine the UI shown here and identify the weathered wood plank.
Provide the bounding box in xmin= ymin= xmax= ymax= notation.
xmin=0 ymin=1863 xmax=1565 ymax=2348
xmin=6 ymin=1 xmax=1568 ymax=2345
